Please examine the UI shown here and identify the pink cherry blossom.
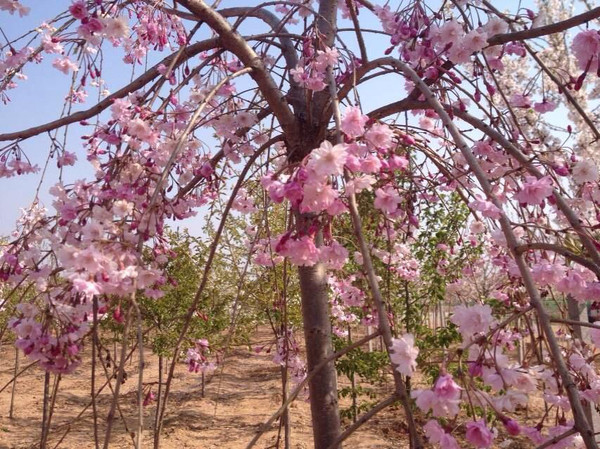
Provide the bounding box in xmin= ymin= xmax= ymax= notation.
xmin=465 ymin=420 xmax=494 ymax=448
xmin=572 ymin=160 xmax=598 ymax=184
xmin=461 ymin=29 xmax=488 ymax=53
xmin=468 ymin=197 xmax=502 ymax=219
xmin=345 ymin=175 xmax=375 ymax=195
xmin=451 ymin=304 xmax=494 ymax=339
xmin=300 ymin=181 xmax=338 ymax=213
xmin=69 ymin=1 xmax=88 ymax=20
xmin=374 ymin=186 xmax=401 ymax=215
xmin=389 ymin=333 xmax=418 ymax=376
xmin=365 ymin=123 xmax=394 ymax=150
xmin=277 ymin=235 xmax=320 ymax=267
xmin=424 ymin=420 xmax=460 ymax=449
xmin=319 ymin=241 xmax=348 ymax=270
xmin=572 ymin=30 xmax=600 ymax=72
xmin=307 ymin=141 xmax=348 ymax=178
xmin=515 ymin=176 xmax=553 ymax=205
xmin=434 ymin=373 xmax=461 ymax=400
xmin=533 ymin=100 xmax=557 ymax=113
xmin=341 ymin=106 xmax=368 ymax=138
xmin=52 ymin=57 xmax=79 ymax=75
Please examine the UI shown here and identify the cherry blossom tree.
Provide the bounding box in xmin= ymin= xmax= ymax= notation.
xmin=4 ymin=0 xmax=600 ymax=448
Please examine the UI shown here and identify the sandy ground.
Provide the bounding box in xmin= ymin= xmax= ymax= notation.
xmin=0 ymin=328 xmax=401 ymax=449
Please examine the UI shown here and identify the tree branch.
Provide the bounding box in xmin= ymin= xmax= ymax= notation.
xmin=245 ymin=330 xmax=381 ymax=449
xmin=325 ymin=394 xmax=399 ymax=449
xmin=487 ymin=7 xmax=600 ymax=46
xmin=175 ymin=0 xmax=299 ymax=144
xmin=391 ymin=57 xmax=598 ymax=449
xmin=515 ymin=242 xmax=600 ymax=279
xmin=0 ymin=40 xmax=218 ymax=142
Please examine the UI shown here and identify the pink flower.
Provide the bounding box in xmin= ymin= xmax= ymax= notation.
xmin=300 ymin=181 xmax=338 ymax=213
xmin=0 ymin=0 xmax=30 ymax=16
xmin=461 ymin=29 xmax=488 ymax=53
xmin=465 ymin=420 xmax=494 ymax=448
xmin=277 ymin=236 xmax=320 ymax=267
xmin=468 ymin=197 xmax=502 ymax=219
xmin=515 ymin=176 xmax=553 ymax=205
xmin=572 ymin=160 xmax=598 ymax=184
xmin=319 ymin=240 xmax=348 ymax=270
xmin=359 ymin=154 xmax=382 ymax=173
xmin=110 ymin=97 xmax=132 ymax=121
xmin=42 ymin=34 xmax=64 ymax=54
xmin=314 ymin=46 xmax=339 ymax=70
xmin=57 ymin=151 xmax=77 ymax=167
xmin=424 ymin=419 xmax=445 ymax=442
xmin=69 ymin=1 xmax=88 ymax=20
xmin=484 ymin=17 xmax=508 ymax=36
xmin=365 ymin=123 xmax=394 ymax=150
xmin=388 ymin=155 xmax=409 ymax=171
xmin=572 ymin=30 xmax=600 ymax=72
xmin=389 ymin=333 xmax=418 ymax=376
xmin=307 ymin=141 xmax=348 ymax=178
xmin=374 ymin=186 xmax=401 ymax=214
xmin=126 ymin=118 xmax=155 ymax=143
xmin=434 ymin=374 xmax=461 ymax=400
xmin=451 ymin=304 xmax=494 ymax=339
xmin=71 ymin=277 xmax=102 ymax=299
xmin=432 ymin=20 xmax=464 ymax=47
xmin=345 ymin=175 xmax=375 ymax=195
xmin=52 ymin=57 xmax=79 ymax=75
xmin=424 ymin=420 xmax=460 ymax=449
xmin=503 ymin=419 xmax=521 ymax=436
xmin=509 ymin=94 xmax=531 ymax=109
xmin=102 ymin=16 xmax=129 ymax=40
xmin=556 ymin=269 xmax=587 ymax=298
xmin=533 ymin=100 xmax=557 ymax=114
xmin=341 ymin=106 xmax=368 ymax=138
xmin=531 ymin=262 xmax=564 ymax=286
xmin=305 ymin=75 xmax=326 ymax=91
xmin=412 ymin=388 xmax=461 ymax=417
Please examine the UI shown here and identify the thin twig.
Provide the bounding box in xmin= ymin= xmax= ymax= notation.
xmin=245 ymin=331 xmax=381 ymax=449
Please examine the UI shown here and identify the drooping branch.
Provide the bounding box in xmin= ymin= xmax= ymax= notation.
xmin=550 ymin=318 xmax=600 ymax=331
xmin=245 ymin=330 xmax=382 ymax=449
xmin=369 ymin=94 xmax=600 ymax=270
xmin=154 ymin=138 xmax=273 ymax=447
xmin=219 ymin=7 xmax=299 ymax=70
xmin=515 ymin=243 xmax=600 ymax=279
xmin=486 ymin=7 xmax=600 ymax=45
xmin=175 ymin=0 xmax=300 ymax=145
xmin=0 ymin=39 xmax=219 ymax=142
xmin=392 ymin=57 xmax=598 ymax=449
xmin=326 ymin=66 xmax=423 ymax=449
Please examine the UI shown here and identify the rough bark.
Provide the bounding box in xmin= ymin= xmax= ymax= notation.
xmin=296 ymin=214 xmax=342 ymax=449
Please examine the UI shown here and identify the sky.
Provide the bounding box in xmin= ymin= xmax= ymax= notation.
xmin=0 ymin=0 xmax=544 ymax=237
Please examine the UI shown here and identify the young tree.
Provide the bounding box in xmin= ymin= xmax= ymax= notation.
xmin=4 ymin=1 xmax=600 ymax=448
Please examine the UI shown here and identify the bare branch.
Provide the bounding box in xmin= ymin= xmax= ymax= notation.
xmin=487 ymin=7 xmax=600 ymax=46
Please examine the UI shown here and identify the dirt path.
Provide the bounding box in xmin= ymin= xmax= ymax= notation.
xmin=0 ymin=328 xmax=400 ymax=449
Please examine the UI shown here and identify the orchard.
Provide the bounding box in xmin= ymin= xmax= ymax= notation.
xmin=2 ymin=0 xmax=600 ymax=448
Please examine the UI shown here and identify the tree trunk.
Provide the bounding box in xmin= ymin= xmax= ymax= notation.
xmin=296 ymin=215 xmax=341 ymax=449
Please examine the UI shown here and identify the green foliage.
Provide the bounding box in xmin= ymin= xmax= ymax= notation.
xmin=333 ymin=334 xmax=389 ymax=422
xmin=414 ymin=321 xmax=461 ymax=381
xmin=139 ymin=229 xmax=229 ymax=357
